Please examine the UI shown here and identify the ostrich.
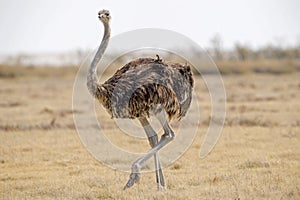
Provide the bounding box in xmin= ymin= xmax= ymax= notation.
xmin=87 ymin=9 xmax=194 ymax=190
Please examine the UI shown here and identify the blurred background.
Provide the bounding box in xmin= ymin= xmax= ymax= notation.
xmin=0 ymin=0 xmax=299 ymax=69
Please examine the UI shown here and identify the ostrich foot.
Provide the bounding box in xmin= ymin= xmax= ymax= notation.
xmin=156 ymin=169 xmax=166 ymax=191
xmin=123 ymin=172 xmax=140 ymax=190
xmin=124 ymin=163 xmax=141 ymax=190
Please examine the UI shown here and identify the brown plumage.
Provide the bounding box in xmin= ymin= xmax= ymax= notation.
xmin=87 ymin=9 xmax=194 ymax=190
xmin=96 ymin=57 xmax=193 ymax=120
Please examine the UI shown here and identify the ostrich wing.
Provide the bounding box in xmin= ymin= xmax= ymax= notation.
xmin=100 ymin=58 xmax=193 ymax=119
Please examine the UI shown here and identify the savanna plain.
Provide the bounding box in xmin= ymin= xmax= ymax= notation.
xmin=0 ymin=60 xmax=299 ymax=199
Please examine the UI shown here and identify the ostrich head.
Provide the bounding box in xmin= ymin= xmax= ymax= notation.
xmin=98 ymin=9 xmax=111 ymax=24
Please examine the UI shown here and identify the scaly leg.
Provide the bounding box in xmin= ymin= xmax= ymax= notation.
xmin=139 ymin=117 xmax=165 ymax=190
xmin=124 ymin=111 xmax=174 ymax=190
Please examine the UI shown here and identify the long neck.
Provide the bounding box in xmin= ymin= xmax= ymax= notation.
xmin=87 ymin=22 xmax=110 ymax=97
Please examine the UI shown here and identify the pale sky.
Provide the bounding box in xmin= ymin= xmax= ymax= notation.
xmin=0 ymin=0 xmax=299 ymax=55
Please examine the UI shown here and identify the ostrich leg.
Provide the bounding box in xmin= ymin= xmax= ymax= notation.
xmin=139 ymin=117 xmax=165 ymax=190
xmin=124 ymin=111 xmax=174 ymax=190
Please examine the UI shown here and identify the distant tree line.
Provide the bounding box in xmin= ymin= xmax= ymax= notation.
xmin=209 ymin=34 xmax=300 ymax=61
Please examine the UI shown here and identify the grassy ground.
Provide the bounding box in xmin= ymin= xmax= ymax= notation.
xmin=0 ymin=63 xmax=300 ymax=199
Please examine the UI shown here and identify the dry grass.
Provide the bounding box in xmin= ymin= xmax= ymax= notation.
xmin=216 ymin=59 xmax=300 ymax=74
xmin=0 ymin=63 xmax=300 ymax=199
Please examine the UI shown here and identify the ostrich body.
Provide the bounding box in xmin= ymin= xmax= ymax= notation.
xmin=87 ymin=9 xmax=194 ymax=190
